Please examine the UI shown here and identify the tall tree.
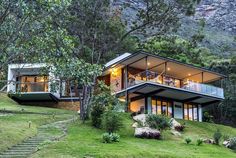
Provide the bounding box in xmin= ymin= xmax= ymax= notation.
xmin=207 ymin=57 xmax=236 ymax=126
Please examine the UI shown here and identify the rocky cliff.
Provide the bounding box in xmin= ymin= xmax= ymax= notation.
xmin=113 ymin=0 xmax=236 ymax=57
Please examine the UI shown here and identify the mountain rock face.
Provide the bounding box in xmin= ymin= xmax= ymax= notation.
xmin=113 ymin=0 xmax=236 ymax=57
xmin=195 ymin=0 xmax=236 ymax=34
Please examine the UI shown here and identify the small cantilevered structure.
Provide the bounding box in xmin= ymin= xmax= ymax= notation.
xmin=101 ymin=51 xmax=225 ymax=121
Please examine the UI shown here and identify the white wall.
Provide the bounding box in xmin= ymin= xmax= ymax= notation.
xmin=173 ymin=102 xmax=183 ymax=119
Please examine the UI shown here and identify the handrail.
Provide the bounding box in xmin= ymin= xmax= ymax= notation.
xmin=128 ymin=70 xmax=224 ymax=98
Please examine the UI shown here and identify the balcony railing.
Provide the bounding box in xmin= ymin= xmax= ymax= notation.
xmin=16 ymin=82 xmax=49 ymax=93
xmin=128 ymin=70 xmax=224 ymax=98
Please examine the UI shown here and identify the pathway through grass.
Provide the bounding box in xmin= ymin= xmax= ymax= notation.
xmin=0 ymin=115 xmax=77 ymax=158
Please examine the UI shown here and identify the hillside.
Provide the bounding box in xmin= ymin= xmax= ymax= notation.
xmin=32 ymin=114 xmax=236 ymax=158
xmin=0 ymin=93 xmax=75 ymax=153
xmin=113 ymin=0 xmax=236 ymax=57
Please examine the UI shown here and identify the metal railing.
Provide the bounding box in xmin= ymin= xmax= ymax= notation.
xmin=128 ymin=70 xmax=224 ymax=98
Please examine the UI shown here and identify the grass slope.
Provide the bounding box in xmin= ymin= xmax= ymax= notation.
xmin=32 ymin=113 xmax=236 ymax=158
xmin=0 ymin=93 xmax=76 ymax=152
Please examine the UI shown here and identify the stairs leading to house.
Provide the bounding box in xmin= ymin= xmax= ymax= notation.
xmin=0 ymin=116 xmax=77 ymax=158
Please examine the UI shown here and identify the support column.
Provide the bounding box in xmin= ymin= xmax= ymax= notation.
xmin=201 ymin=72 xmax=204 ymax=83
xmin=125 ymin=66 xmax=128 ymax=89
xmin=198 ymin=104 xmax=202 ymax=122
xmin=145 ymin=96 xmax=152 ymax=114
xmin=125 ymin=90 xmax=130 ymax=112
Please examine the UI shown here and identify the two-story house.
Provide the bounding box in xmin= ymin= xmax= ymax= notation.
xmin=7 ymin=51 xmax=225 ymax=121
xmin=100 ymin=52 xmax=225 ymax=121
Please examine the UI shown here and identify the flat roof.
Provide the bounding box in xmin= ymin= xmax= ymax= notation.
xmin=104 ymin=51 xmax=226 ymax=81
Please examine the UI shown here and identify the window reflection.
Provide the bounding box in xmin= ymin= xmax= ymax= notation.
xmin=152 ymin=98 xmax=172 ymax=117
xmin=184 ymin=103 xmax=198 ymax=121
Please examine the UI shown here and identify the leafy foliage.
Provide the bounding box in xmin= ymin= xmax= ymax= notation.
xmin=102 ymin=133 xmax=120 ymax=143
xmin=140 ymin=36 xmax=216 ymax=67
xmin=102 ymin=133 xmax=113 ymax=143
xmin=207 ymin=58 xmax=236 ymax=127
xmin=213 ymin=129 xmax=222 ymax=145
xmin=146 ymin=114 xmax=170 ymax=130
xmin=202 ymin=112 xmax=213 ymax=123
xmin=102 ymin=111 xmax=123 ymax=134
xmin=185 ymin=138 xmax=192 ymax=144
xmin=91 ymin=81 xmax=124 ymax=128
xmin=91 ymin=104 xmax=105 ymax=128
xmin=111 ymin=133 xmax=120 ymax=142
xmin=196 ymin=138 xmax=203 ymax=146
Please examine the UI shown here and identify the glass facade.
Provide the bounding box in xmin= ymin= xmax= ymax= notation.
xmin=151 ymin=98 xmax=173 ymax=117
xmin=184 ymin=103 xmax=198 ymax=121
xmin=16 ymin=75 xmax=49 ymax=92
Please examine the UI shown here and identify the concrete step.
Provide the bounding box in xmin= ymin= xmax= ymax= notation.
xmin=0 ymin=155 xmax=25 ymax=158
xmin=0 ymin=151 xmax=31 ymax=155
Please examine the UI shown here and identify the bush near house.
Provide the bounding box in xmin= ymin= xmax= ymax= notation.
xmin=146 ymin=114 xmax=170 ymax=130
xmin=91 ymin=104 xmax=105 ymax=128
xmin=102 ymin=111 xmax=123 ymax=134
xmin=213 ymin=129 xmax=222 ymax=145
xmin=196 ymin=139 xmax=203 ymax=146
xmin=185 ymin=138 xmax=192 ymax=144
xmin=102 ymin=133 xmax=120 ymax=143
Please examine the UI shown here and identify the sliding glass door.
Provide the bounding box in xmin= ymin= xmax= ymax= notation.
xmin=151 ymin=98 xmax=173 ymax=117
xmin=184 ymin=103 xmax=198 ymax=121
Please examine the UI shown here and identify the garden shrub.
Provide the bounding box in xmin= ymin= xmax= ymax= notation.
xmin=203 ymin=111 xmax=213 ymax=123
xmin=91 ymin=104 xmax=105 ymax=128
xmin=213 ymin=129 xmax=222 ymax=145
xmin=223 ymin=134 xmax=230 ymax=141
xmin=111 ymin=133 xmax=120 ymax=142
xmin=196 ymin=138 xmax=203 ymax=146
xmin=102 ymin=133 xmax=113 ymax=143
xmin=185 ymin=138 xmax=192 ymax=144
xmin=102 ymin=111 xmax=123 ymax=133
xmin=91 ymin=81 xmax=124 ymax=128
xmin=146 ymin=114 xmax=170 ymax=130
xmin=102 ymin=133 xmax=120 ymax=143
xmin=174 ymin=125 xmax=185 ymax=132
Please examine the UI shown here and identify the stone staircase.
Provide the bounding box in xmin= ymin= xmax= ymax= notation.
xmin=0 ymin=116 xmax=77 ymax=158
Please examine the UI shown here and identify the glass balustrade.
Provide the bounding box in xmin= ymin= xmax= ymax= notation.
xmin=16 ymin=82 xmax=49 ymax=92
xmin=128 ymin=70 xmax=224 ymax=98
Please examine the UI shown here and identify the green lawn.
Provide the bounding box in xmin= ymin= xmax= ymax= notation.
xmin=0 ymin=93 xmax=76 ymax=152
xmin=1 ymin=92 xmax=236 ymax=158
xmin=32 ymin=113 xmax=236 ymax=158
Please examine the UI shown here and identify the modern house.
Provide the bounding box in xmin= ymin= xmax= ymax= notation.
xmin=7 ymin=63 xmax=80 ymax=110
xmin=7 ymin=51 xmax=225 ymax=121
xmin=100 ymin=52 xmax=225 ymax=122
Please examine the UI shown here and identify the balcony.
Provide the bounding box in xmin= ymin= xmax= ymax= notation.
xmin=127 ymin=70 xmax=224 ymax=98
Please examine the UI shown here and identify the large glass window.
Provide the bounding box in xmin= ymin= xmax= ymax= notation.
xmin=61 ymin=80 xmax=80 ymax=97
xmin=157 ymin=100 xmax=161 ymax=114
xmin=152 ymin=99 xmax=157 ymax=114
xmin=152 ymin=98 xmax=173 ymax=117
xmin=17 ymin=75 xmax=48 ymax=92
xmin=167 ymin=102 xmax=173 ymax=117
xmin=130 ymin=98 xmax=145 ymax=113
xmin=162 ymin=101 xmax=167 ymax=115
xmin=184 ymin=103 xmax=198 ymax=121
